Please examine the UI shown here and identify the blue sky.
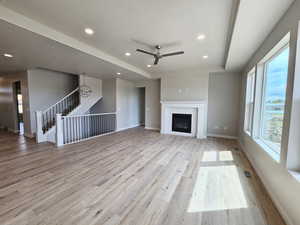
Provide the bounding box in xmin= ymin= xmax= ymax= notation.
xmin=265 ymin=47 xmax=289 ymax=102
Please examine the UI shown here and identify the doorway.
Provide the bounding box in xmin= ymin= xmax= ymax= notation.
xmin=13 ymin=81 xmax=24 ymax=135
xmin=138 ymin=87 xmax=146 ymax=126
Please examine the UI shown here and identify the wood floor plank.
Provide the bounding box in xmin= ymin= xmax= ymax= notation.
xmin=0 ymin=129 xmax=286 ymax=225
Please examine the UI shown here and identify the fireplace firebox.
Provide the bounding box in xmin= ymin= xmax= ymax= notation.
xmin=172 ymin=113 xmax=192 ymax=133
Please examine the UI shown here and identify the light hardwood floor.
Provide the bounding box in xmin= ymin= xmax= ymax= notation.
xmin=0 ymin=128 xmax=285 ymax=225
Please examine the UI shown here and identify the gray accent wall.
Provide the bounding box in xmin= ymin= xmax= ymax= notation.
xmin=27 ymin=69 xmax=78 ymax=135
xmin=90 ymin=78 xmax=116 ymax=113
xmin=161 ymin=70 xmax=209 ymax=101
xmin=208 ymin=72 xmax=241 ymax=137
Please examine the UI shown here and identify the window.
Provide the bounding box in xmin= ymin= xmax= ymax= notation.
xmin=244 ymin=69 xmax=255 ymax=135
xmin=17 ymin=94 xmax=23 ymax=114
xmin=259 ymin=46 xmax=289 ymax=154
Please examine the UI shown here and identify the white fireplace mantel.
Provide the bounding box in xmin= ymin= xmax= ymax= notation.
xmin=160 ymin=101 xmax=207 ymax=139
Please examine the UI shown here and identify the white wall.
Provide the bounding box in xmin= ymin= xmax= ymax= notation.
xmin=208 ymin=72 xmax=241 ymax=138
xmin=239 ymin=2 xmax=300 ymax=225
xmin=28 ymin=69 xmax=78 ymax=135
xmin=0 ymin=71 xmax=31 ymax=136
xmin=136 ymin=79 xmax=161 ymax=130
xmin=116 ymin=78 xmax=143 ymax=130
xmin=160 ymin=69 xmax=209 ymax=101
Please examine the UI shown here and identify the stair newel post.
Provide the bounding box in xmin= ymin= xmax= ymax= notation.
xmin=36 ymin=111 xmax=44 ymax=143
xmin=56 ymin=114 xmax=64 ymax=147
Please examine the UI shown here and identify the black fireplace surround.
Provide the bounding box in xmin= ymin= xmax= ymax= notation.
xmin=172 ymin=113 xmax=192 ymax=133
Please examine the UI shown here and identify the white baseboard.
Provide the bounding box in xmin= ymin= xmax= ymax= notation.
xmin=238 ymin=140 xmax=294 ymax=225
xmin=24 ymin=132 xmax=35 ymax=138
xmin=145 ymin=127 xmax=160 ymax=131
xmin=8 ymin=128 xmax=19 ymax=134
xmin=117 ymin=124 xmax=141 ymax=132
xmin=207 ymin=133 xmax=238 ymax=140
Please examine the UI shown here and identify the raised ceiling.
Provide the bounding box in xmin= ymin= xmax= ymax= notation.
xmin=225 ymin=0 xmax=294 ymax=71
xmin=0 ymin=0 xmax=233 ymax=78
xmin=0 ymin=0 xmax=295 ymax=79
xmin=0 ymin=19 xmax=145 ymax=81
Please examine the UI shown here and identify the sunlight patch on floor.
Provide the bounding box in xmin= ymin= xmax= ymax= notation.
xmin=188 ymin=165 xmax=248 ymax=212
xmin=202 ymin=151 xmax=234 ymax=162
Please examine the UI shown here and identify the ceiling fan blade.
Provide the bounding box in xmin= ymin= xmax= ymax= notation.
xmin=132 ymin=39 xmax=156 ymax=50
xmin=161 ymin=51 xmax=184 ymax=57
xmin=159 ymin=41 xmax=182 ymax=49
xmin=136 ymin=49 xmax=156 ymax=56
xmin=154 ymin=56 xmax=159 ymax=65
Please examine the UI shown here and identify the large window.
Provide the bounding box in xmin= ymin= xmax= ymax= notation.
xmin=244 ymin=33 xmax=290 ymax=160
xmin=260 ymin=46 xmax=289 ymax=154
xmin=244 ymin=69 xmax=255 ymax=135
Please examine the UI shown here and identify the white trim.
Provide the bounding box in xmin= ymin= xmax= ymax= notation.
xmin=61 ymin=130 xmax=116 ymax=146
xmin=160 ymin=101 xmax=206 ymax=105
xmin=24 ymin=132 xmax=35 ymax=138
xmin=238 ymin=140 xmax=294 ymax=225
xmin=63 ymin=112 xmax=116 ymax=118
xmin=288 ymin=170 xmax=300 ymax=183
xmin=43 ymin=88 xmax=79 ymax=113
xmin=207 ymin=133 xmax=238 ymax=140
xmin=145 ymin=127 xmax=160 ymax=131
xmin=260 ymin=33 xmax=290 ymax=64
xmin=254 ymin=138 xmax=280 ymax=162
xmin=8 ymin=128 xmax=19 ymax=134
xmin=63 ymin=124 xmax=141 ymax=147
xmin=160 ymin=101 xmax=207 ymax=139
xmin=117 ymin=124 xmax=141 ymax=132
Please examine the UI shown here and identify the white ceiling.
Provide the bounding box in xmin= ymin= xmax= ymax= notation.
xmin=0 ymin=20 xmax=145 ymax=81
xmin=0 ymin=0 xmax=295 ymax=78
xmin=0 ymin=0 xmax=233 ymax=77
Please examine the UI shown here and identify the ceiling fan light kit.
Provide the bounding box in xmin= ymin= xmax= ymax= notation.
xmin=136 ymin=45 xmax=184 ymax=65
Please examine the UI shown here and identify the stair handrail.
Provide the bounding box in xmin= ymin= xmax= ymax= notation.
xmin=63 ymin=112 xmax=117 ymax=117
xmin=43 ymin=87 xmax=80 ymax=114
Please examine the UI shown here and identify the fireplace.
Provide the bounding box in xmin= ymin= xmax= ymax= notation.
xmin=160 ymin=101 xmax=207 ymax=139
xmin=172 ymin=114 xmax=192 ymax=133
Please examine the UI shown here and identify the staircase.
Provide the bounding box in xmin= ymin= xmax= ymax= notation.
xmin=41 ymin=88 xmax=80 ymax=134
xmin=36 ymin=75 xmax=103 ymax=144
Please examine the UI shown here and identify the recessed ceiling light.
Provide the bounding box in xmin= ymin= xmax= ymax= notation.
xmin=117 ymin=72 xmax=121 ymax=75
xmin=3 ymin=53 xmax=13 ymax=58
xmin=84 ymin=28 xmax=94 ymax=35
xmin=147 ymin=64 xmax=152 ymax=68
xmin=203 ymin=55 xmax=208 ymax=59
xmin=125 ymin=52 xmax=131 ymax=56
xmin=197 ymin=34 xmax=206 ymax=40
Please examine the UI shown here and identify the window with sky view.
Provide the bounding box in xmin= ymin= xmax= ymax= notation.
xmin=261 ymin=46 xmax=289 ymax=153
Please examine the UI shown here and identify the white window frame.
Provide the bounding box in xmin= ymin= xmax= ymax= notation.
xmin=252 ymin=33 xmax=290 ymax=162
xmin=259 ymin=45 xmax=289 ymax=153
xmin=244 ymin=68 xmax=256 ymax=136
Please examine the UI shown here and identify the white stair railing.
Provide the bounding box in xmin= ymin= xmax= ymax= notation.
xmin=36 ymin=88 xmax=80 ymax=143
xmin=56 ymin=112 xmax=116 ymax=146
xmin=42 ymin=88 xmax=80 ymax=133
